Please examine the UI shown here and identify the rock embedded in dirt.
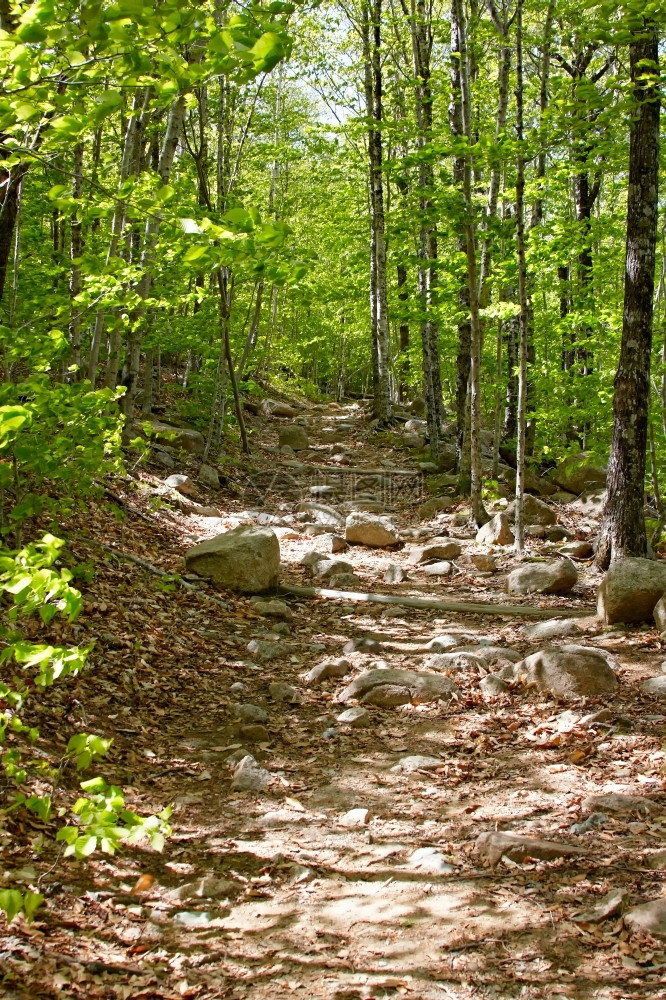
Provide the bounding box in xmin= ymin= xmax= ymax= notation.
xmin=148 ymin=420 xmax=205 ymax=455
xmin=507 ymin=558 xmax=578 ymax=595
xmin=231 ymin=755 xmax=271 ymax=791
xmin=339 ymin=807 xmax=371 ymax=828
xmin=406 ymin=847 xmax=454 ymax=874
xmin=303 ymin=657 xmax=350 ymax=685
xmin=172 ymin=876 xmax=237 ymax=902
xmin=313 ymin=558 xmax=355 ymax=582
xmin=417 ymin=497 xmax=454 ymax=520
xmin=198 ymin=464 xmax=220 ymax=489
xmin=343 ymin=637 xmax=383 ymax=654
xmin=337 ymin=706 xmax=371 ymax=727
xmin=297 ymin=501 xmax=344 ymax=527
xmin=423 ymin=560 xmax=453 ymax=577
xmin=328 ymin=572 xmax=364 ymax=589
xmin=233 ymin=703 xmax=268 ymax=723
xmin=251 ymin=598 xmax=292 ymax=619
xmin=466 ymin=552 xmax=498 ymax=573
xmin=545 ymin=525 xmax=575 ymax=542
xmin=506 ymin=494 xmax=558 ymax=526
xmin=475 ymin=831 xmax=586 ymax=867
xmin=239 ymin=723 xmax=269 ymax=742
xmin=480 ymin=674 xmax=510 ymax=696
xmin=246 ymin=639 xmax=282 ymax=663
xmin=455 ymin=644 xmax=522 ymax=665
xmin=551 ymin=454 xmax=607 ymax=494
xmin=645 ymin=849 xmax=666 ymax=870
xmin=525 ymin=525 xmax=546 ymax=538
xmin=424 ymin=651 xmax=485 ymax=672
xmin=391 ymin=755 xmax=442 ymax=773
xmin=511 ymin=645 xmax=617 ymax=699
xmin=559 ymin=540 xmax=594 ymax=559
xmin=581 ymin=792 xmax=658 ymax=815
xmin=640 ymin=676 xmax=666 ymax=696
xmin=654 ymin=595 xmax=666 ymax=630
xmin=574 ymin=888 xmax=627 ymax=924
xmin=597 ymin=557 xmax=666 ymax=624
xmin=165 ymin=473 xmax=197 ymax=496
xmin=261 ymin=399 xmax=298 ymax=418
xmin=185 ymin=524 xmax=280 ymax=593
xmin=425 ymin=634 xmax=460 ymax=652
xmin=268 ymin=682 xmax=302 ymax=704
xmin=408 ymin=539 xmax=462 ymax=564
xmin=278 ymin=424 xmax=309 ymax=451
xmin=338 ymin=668 xmax=459 ymax=705
xmin=523 ymin=617 xmax=583 ymax=640
xmin=624 ymin=899 xmax=666 ymax=939
xmin=345 ymin=511 xmax=399 ymax=547
xmin=476 ymin=512 xmax=514 ymax=547
xmin=383 ymin=562 xmax=408 ymax=584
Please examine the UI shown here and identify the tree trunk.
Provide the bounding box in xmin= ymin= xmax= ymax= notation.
xmin=513 ymin=0 xmax=529 ymax=553
xmin=451 ymin=0 xmax=470 ymax=475
xmin=596 ymin=17 xmax=660 ymax=568
xmin=68 ymin=142 xmax=83 ymax=378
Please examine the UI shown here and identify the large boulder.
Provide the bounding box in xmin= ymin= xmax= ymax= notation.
xmin=345 ymin=512 xmax=399 ymax=547
xmin=507 ymin=559 xmax=578 ymax=595
xmin=148 ymin=421 xmax=205 ymax=456
xmin=551 ymin=454 xmax=607 ymax=495
xmin=278 ymin=424 xmax=309 ymax=451
xmin=260 ymin=399 xmax=298 ymax=418
xmin=506 ymin=495 xmax=557 ymax=526
xmin=597 ymin=557 xmax=666 ymax=624
xmin=338 ymin=668 xmax=459 ymax=705
xmin=511 ymin=645 xmax=618 ymax=699
xmin=476 ymin=512 xmax=514 ymax=547
xmin=185 ymin=525 xmax=280 ymax=593
xmin=503 ymin=466 xmax=557 ymax=497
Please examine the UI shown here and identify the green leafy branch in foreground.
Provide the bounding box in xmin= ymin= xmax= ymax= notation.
xmin=0 ymin=534 xmax=171 ymax=925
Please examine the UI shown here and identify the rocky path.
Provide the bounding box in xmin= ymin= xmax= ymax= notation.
xmin=6 ymin=399 xmax=666 ymax=1000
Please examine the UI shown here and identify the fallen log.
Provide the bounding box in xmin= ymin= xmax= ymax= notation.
xmin=279 ymin=584 xmax=593 ymax=620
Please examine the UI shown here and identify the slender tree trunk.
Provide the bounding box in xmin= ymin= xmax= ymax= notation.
xmin=514 ymin=0 xmax=529 ymax=553
xmin=68 ymin=142 xmax=83 ymax=378
xmin=596 ymin=18 xmax=660 ymax=567
xmin=237 ymin=282 xmax=263 ymax=382
xmin=451 ymin=0 xmax=470 ymax=476
xmin=397 ymin=262 xmax=410 ymax=398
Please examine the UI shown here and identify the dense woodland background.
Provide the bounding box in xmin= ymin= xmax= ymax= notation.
xmin=0 ymin=0 xmax=663 ymax=933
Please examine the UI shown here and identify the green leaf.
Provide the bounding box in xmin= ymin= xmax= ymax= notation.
xmin=0 ymin=889 xmax=24 ymax=923
xmin=22 ymin=891 xmax=43 ymax=922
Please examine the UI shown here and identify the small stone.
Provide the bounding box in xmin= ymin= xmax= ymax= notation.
xmin=467 ymin=552 xmax=497 ymax=573
xmin=339 ymin=807 xmax=371 ymax=828
xmin=328 ymin=572 xmax=363 ymax=589
xmin=246 ymin=639 xmax=281 ymax=663
xmin=391 ymin=755 xmax=442 ymax=773
xmin=644 ymin=849 xmax=666 ymax=870
xmin=452 ymin=510 xmax=471 ymax=527
xmin=230 ymin=681 xmax=245 ymax=695
xmin=581 ymin=792 xmax=658 ymax=815
xmin=313 ymin=558 xmax=355 ymax=582
xmin=475 ymin=832 xmax=586 ymax=867
xmin=545 ymin=525 xmax=575 ymax=542
xmin=574 ymin=888 xmax=627 ymax=923
xmin=278 ymin=425 xmax=309 ymax=451
xmin=173 ymin=876 xmax=236 ymax=901
xmin=383 ymin=563 xmax=408 ymax=584
xmin=152 ymin=448 xmax=175 ymax=469
xmin=338 ymin=668 xmax=458 ymax=705
xmin=343 ymin=637 xmax=383 ymax=654
xmin=525 ymin=524 xmax=546 ymax=538
xmin=251 ymin=598 xmax=292 ymax=619
xmin=337 ymin=706 xmax=371 ymax=727
xmin=640 ymin=676 xmax=666 ymax=696
xmin=380 ymin=606 xmax=405 ymax=619
xmin=172 ymin=910 xmax=222 ymax=928
xmin=233 ymin=703 xmax=268 ymax=723
xmin=406 ymin=847 xmax=453 ymax=874
xmin=425 ymin=634 xmax=460 ymax=652
xmin=423 ymin=560 xmax=453 ymax=577
xmin=523 ymin=618 xmax=583 ymax=640
xmin=480 ymin=674 xmax=509 ymax=697
xmin=570 ymin=812 xmax=607 ymax=835
xmin=655 ymin=596 xmax=666 ymax=630
xmin=268 ymin=682 xmax=302 ymax=704
xmin=165 ymin=473 xmax=197 ymax=496
xmin=199 ymin=464 xmax=220 ymax=489
xmin=560 ymin=540 xmax=594 ymax=559
xmin=408 ymin=539 xmax=462 ymax=564
xmin=303 ymin=658 xmax=350 ymax=684
xmin=240 ymin=724 xmax=270 ymax=743
xmin=231 ymin=755 xmax=271 ymax=791
xmin=322 ymin=727 xmax=338 ymax=741
xmin=624 ymin=899 xmax=666 ymax=939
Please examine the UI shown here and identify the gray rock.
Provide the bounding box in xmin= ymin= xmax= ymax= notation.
xmin=545 ymin=525 xmax=575 ymax=542
xmin=328 ymin=572 xmax=363 ymax=589
xmin=261 ymin=399 xmax=298 ymax=418
xmin=644 ymin=849 xmax=666 ymax=870
xmin=251 ymin=598 xmax=292 ymax=619
xmin=278 ymin=425 xmax=309 ymax=451
xmin=574 ymin=888 xmax=627 ymax=923
xmin=570 ymin=812 xmax=607 ymax=835
xmin=345 ymin=511 xmax=399 ymax=547
xmin=185 ymin=525 xmax=280 ymax=594
xmin=581 ymin=792 xmax=658 ymax=815
xmin=467 ymin=552 xmax=498 ymax=573
xmin=361 ymin=684 xmax=412 ymax=707
xmin=655 ymin=595 xmax=666 ymax=630
xmin=551 ymin=454 xmax=607 ymax=495
xmin=507 ymin=559 xmax=578 ymax=595
xmin=424 ymin=651 xmax=485 ymax=672
xmin=172 ymin=876 xmax=237 ymax=901
xmin=313 ymin=558 xmax=355 ymax=582
xmin=383 ymin=562 xmax=408 ymax=584
xmin=233 ymin=703 xmax=268 ymax=723
xmin=391 ymin=755 xmax=442 ymax=773
xmin=231 ymin=755 xmax=271 ymax=791
xmin=475 ymin=831 xmax=586 ymax=866
xmin=480 ymin=674 xmax=510 ymax=696
xmin=408 ymin=539 xmax=462 ymax=564
xmin=268 ymin=682 xmax=301 ymax=704
xmin=246 ymin=639 xmax=281 ymax=663
xmin=417 ymin=497 xmax=454 ymax=520
xmin=303 ymin=658 xmax=350 ymax=685
xmin=624 ymin=899 xmax=666 ymax=939
xmin=476 ymin=512 xmax=514 ymax=546
xmin=523 ymin=617 xmax=583 ymax=641
xmin=423 ymin=560 xmax=453 ymax=577
xmin=297 ymin=501 xmax=344 ymax=527
xmin=506 ymin=495 xmax=558 ymax=526
xmin=343 ymin=637 xmax=383 ymax=654
xmin=338 ymin=668 xmax=459 ymax=705
xmin=229 ymin=682 xmax=245 ymax=695
xmin=337 ymin=706 xmax=371 ymax=727
xmin=512 ymin=645 xmax=617 ymax=699
xmin=406 ymin=847 xmax=454 ymax=874
xmin=455 ymin=644 xmax=522 ymax=664
xmin=165 ymin=473 xmax=197 ymax=496
xmin=339 ymin=807 xmax=371 ymax=828
xmin=525 ymin=525 xmax=546 ymax=538
xmin=597 ymin=557 xmax=666 ymax=624
xmin=425 ymin=634 xmax=460 ymax=652
xmin=559 ymin=541 xmax=594 ymax=559
xmin=640 ymin=676 xmax=666 ymax=696
xmin=152 ymin=448 xmax=175 ymax=469
xmin=199 ymin=464 xmax=220 ymax=489
xmin=148 ymin=420 xmax=205 ymax=456
xmin=405 ymin=418 xmax=427 ymax=434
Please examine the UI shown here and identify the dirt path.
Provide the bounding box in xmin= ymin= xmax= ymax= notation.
xmin=4 ymin=401 xmax=666 ymax=1000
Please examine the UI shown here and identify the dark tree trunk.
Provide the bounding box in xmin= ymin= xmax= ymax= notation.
xmin=396 ymin=262 xmax=410 ymax=399
xmin=596 ymin=18 xmax=660 ymax=568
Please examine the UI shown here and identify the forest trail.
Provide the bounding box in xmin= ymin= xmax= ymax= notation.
xmin=9 ymin=400 xmax=666 ymax=1000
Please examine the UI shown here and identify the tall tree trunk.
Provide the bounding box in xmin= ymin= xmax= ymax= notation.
xmin=513 ymin=0 xmax=529 ymax=553
xmin=68 ymin=142 xmax=83 ymax=378
xmin=408 ymin=0 xmax=442 ymax=459
xmin=596 ymin=18 xmax=660 ymax=568
xmin=451 ymin=0 xmax=470 ymax=477
xmin=361 ymin=0 xmax=392 ymax=425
